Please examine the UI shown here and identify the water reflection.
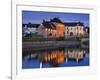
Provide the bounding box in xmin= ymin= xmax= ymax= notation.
xmin=22 ymin=47 xmax=89 ymax=69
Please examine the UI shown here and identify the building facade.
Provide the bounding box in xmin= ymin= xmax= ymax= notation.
xmin=64 ymin=22 xmax=85 ymax=38
xmin=22 ymin=23 xmax=39 ymax=37
xmin=22 ymin=19 xmax=86 ymax=39
xmin=38 ymin=18 xmax=65 ymax=38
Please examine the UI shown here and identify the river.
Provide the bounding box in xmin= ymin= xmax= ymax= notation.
xmin=22 ymin=46 xmax=89 ymax=69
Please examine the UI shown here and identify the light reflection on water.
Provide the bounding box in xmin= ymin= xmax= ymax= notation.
xmin=22 ymin=47 xmax=89 ymax=69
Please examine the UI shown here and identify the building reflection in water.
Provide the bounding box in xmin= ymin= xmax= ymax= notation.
xmin=22 ymin=47 xmax=89 ymax=69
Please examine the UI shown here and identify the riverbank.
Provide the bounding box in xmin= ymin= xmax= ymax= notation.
xmin=23 ymin=40 xmax=81 ymax=49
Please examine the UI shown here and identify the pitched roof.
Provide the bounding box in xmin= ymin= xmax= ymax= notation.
xmin=64 ymin=22 xmax=84 ymax=26
xmin=50 ymin=17 xmax=63 ymax=24
xmin=42 ymin=21 xmax=56 ymax=29
xmin=22 ymin=24 xmax=39 ymax=28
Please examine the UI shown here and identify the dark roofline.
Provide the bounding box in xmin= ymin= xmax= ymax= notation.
xmin=42 ymin=21 xmax=56 ymax=29
xmin=50 ymin=17 xmax=63 ymax=24
xmin=22 ymin=24 xmax=40 ymax=28
xmin=64 ymin=22 xmax=84 ymax=26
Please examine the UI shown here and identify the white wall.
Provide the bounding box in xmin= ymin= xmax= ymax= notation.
xmin=0 ymin=0 xmax=100 ymax=80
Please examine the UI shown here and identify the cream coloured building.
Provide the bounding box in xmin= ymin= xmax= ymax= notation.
xmin=64 ymin=22 xmax=85 ymax=38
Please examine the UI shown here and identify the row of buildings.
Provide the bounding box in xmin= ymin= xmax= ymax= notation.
xmin=22 ymin=17 xmax=89 ymax=38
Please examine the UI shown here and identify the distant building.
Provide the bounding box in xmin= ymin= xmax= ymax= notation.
xmin=64 ymin=22 xmax=85 ymax=38
xmin=22 ymin=23 xmax=39 ymax=36
xmin=22 ymin=19 xmax=87 ymax=39
xmin=50 ymin=18 xmax=65 ymax=38
xmin=84 ymin=27 xmax=89 ymax=35
xmin=38 ymin=18 xmax=65 ymax=38
xmin=37 ymin=20 xmax=56 ymax=38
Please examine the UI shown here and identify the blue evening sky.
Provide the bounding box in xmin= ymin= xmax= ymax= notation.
xmin=22 ymin=11 xmax=89 ymax=27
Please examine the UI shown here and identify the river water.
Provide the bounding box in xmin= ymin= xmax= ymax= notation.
xmin=22 ymin=46 xmax=89 ymax=69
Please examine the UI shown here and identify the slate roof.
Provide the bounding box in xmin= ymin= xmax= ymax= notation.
xmin=42 ymin=21 xmax=56 ymax=29
xmin=22 ymin=24 xmax=39 ymax=28
xmin=50 ymin=17 xmax=63 ymax=24
xmin=64 ymin=22 xmax=84 ymax=26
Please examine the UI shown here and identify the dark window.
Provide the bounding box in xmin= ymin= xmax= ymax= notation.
xmin=49 ymin=33 xmax=52 ymax=36
xmin=67 ymin=31 xmax=69 ymax=34
xmin=70 ymin=32 xmax=73 ymax=36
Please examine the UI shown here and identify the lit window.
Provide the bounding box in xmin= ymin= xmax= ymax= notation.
xmin=45 ymin=28 xmax=47 ymax=31
xmin=48 ymin=29 xmax=50 ymax=32
xmin=51 ymin=29 xmax=52 ymax=32
xmin=67 ymin=31 xmax=69 ymax=34
xmin=53 ymin=30 xmax=56 ymax=33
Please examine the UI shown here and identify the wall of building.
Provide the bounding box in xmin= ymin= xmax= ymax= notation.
xmin=65 ymin=25 xmax=85 ymax=38
xmin=55 ymin=23 xmax=65 ymax=37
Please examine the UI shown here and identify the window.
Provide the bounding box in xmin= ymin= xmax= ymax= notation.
xmin=49 ymin=33 xmax=52 ymax=36
xmin=77 ymin=27 xmax=78 ymax=30
xmin=70 ymin=32 xmax=73 ymax=36
xmin=80 ymin=27 xmax=81 ymax=30
xmin=67 ymin=31 xmax=69 ymax=34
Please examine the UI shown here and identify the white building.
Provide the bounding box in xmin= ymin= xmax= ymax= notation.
xmin=22 ymin=23 xmax=39 ymax=36
xmin=64 ymin=22 xmax=85 ymax=38
xmin=37 ymin=23 xmax=48 ymax=38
